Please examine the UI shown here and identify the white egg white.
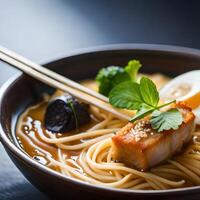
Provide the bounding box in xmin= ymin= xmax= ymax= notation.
xmin=160 ymin=70 xmax=200 ymax=125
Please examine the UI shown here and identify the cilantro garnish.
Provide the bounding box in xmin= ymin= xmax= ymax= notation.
xmin=150 ymin=109 xmax=183 ymax=132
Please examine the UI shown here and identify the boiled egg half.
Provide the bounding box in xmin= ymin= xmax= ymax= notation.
xmin=159 ymin=70 xmax=200 ymax=125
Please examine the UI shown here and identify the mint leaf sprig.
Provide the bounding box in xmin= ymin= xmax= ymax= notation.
xmin=109 ymin=77 xmax=183 ymax=132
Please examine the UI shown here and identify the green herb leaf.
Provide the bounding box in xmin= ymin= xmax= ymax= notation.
xmin=109 ymin=81 xmax=143 ymax=110
xmin=139 ymin=77 xmax=159 ymax=107
xmin=130 ymin=104 xmax=155 ymax=122
xmin=124 ymin=60 xmax=142 ymax=81
xmin=96 ymin=66 xmax=130 ymax=96
xmin=101 ymin=60 xmax=183 ymax=132
xmin=150 ymin=109 xmax=183 ymax=132
xmin=67 ymin=98 xmax=79 ymax=130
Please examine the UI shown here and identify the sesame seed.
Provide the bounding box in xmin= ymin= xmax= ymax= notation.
xmin=129 ymin=120 xmax=152 ymax=141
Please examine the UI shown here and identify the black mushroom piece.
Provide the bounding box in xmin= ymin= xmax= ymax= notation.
xmin=44 ymin=94 xmax=90 ymax=133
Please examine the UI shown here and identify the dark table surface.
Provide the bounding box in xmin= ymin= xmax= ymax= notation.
xmin=1 ymin=0 xmax=200 ymax=199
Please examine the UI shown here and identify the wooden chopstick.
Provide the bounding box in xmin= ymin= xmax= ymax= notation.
xmin=0 ymin=46 xmax=108 ymax=103
xmin=0 ymin=46 xmax=131 ymax=120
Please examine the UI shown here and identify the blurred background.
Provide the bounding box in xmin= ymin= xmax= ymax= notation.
xmin=0 ymin=0 xmax=200 ymax=199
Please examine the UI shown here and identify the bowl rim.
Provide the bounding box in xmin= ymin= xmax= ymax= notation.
xmin=41 ymin=43 xmax=200 ymax=65
xmin=1 ymin=43 xmax=200 ymax=196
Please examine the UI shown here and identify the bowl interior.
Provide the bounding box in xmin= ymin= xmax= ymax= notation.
xmin=1 ymin=45 xmax=200 ymax=198
xmin=4 ymin=46 xmax=200 ymax=143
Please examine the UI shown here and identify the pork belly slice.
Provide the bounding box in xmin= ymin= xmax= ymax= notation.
xmin=111 ymin=105 xmax=195 ymax=171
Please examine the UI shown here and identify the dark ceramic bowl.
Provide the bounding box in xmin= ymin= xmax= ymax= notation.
xmin=1 ymin=44 xmax=200 ymax=200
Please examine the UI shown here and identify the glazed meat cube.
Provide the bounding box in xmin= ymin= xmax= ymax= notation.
xmin=111 ymin=105 xmax=195 ymax=171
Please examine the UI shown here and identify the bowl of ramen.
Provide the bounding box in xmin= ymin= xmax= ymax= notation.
xmin=1 ymin=44 xmax=200 ymax=200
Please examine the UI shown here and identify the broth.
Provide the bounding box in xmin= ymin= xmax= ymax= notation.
xmin=17 ymin=99 xmax=98 ymax=172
